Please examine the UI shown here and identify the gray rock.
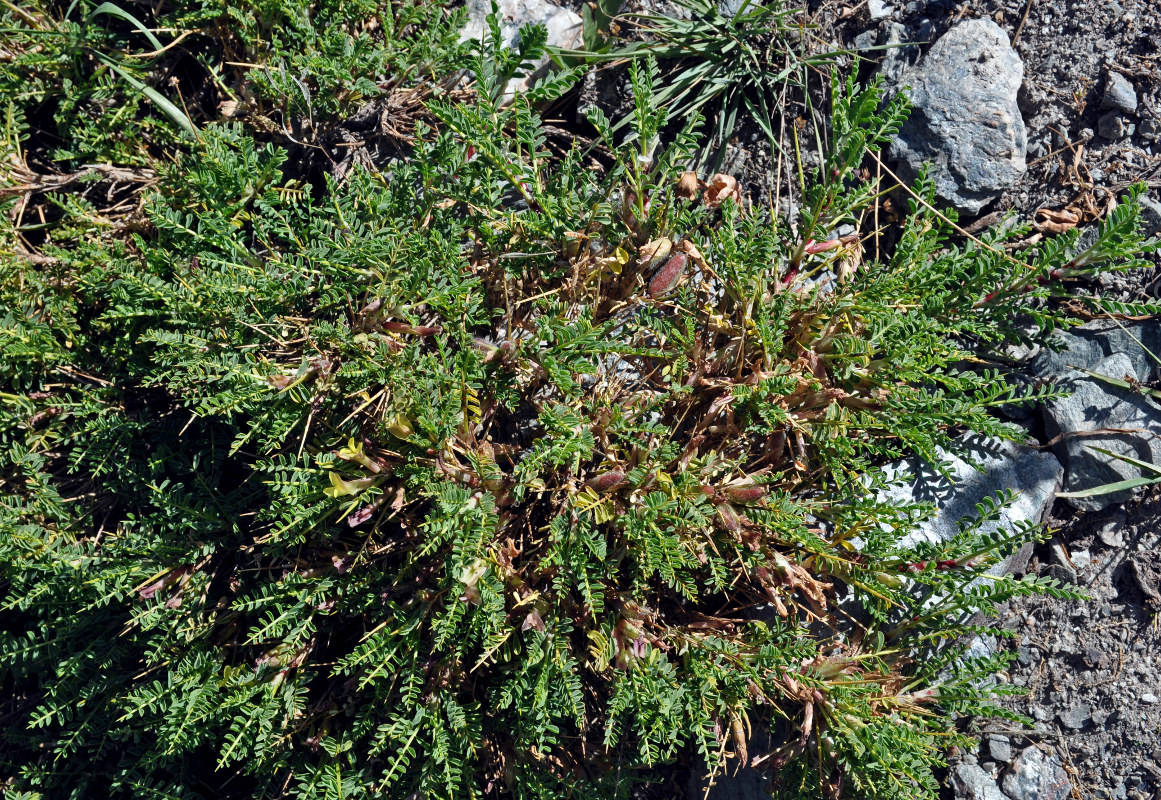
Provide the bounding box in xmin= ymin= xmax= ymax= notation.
xmin=986 ymin=734 xmax=1013 ymax=763
xmin=951 ymin=763 xmax=1009 ymax=800
xmin=1044 ymin=563 xmax=1077 ymax=585
xmin=869 ymin=0 xmax=894 ymax=20
xmin=1071 ymin=548 xmax=1092 ymax=569
xmin=1017 ymin=644 xmax=1041 ymax=666
xmin=460 ymin=0 xmax=582 ymax=99
xmin=1098 ymin=525 xmax=1125 ymax=547
xmin=889 ymin=19 xmax=1027 ymax=214
xmin=1137 ymin=195 xmax=1161 ymax=237
xmin=1141 ymin=692 xmax=1159 ymax=704
xmin=876 ymin=438 xmax=1061 ymax=570
xmin=1140 ymin=116 xmax=1161 ymax=142
xmin=1101 ymin=71 xmax=1138 ymax=114
xmin=1058 ymin=703 xmax=1092 ymax=730
xmin=1040 ymin=352 xmax=1161 ymax=510
xmin=1031 ymin=321 xmax=1161 ymax=387
xmin=1098 ymin=112 xmax=1127 ymax=140
xmin=1001 ymin=747 xmax=1072 ymax=800
xmin=878 ymin=23 xmax=920 ymax=85
xmin=853 ymin=28 xmax=878 ymax=52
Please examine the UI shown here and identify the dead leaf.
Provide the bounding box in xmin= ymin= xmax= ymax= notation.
xmin=704 ymin=173 xmax=742 ymax=210
xmin=521 ymin=609 xmax=546 ymax=632
xmin=1035 ymin=206 xmax=1082 ymax=233
xmin=676 ymin=171 xmax=700 ymax=201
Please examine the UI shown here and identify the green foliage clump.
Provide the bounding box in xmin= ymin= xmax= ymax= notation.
xmin=0 ymin=0 xmax=468 ymax=168
xmin=1 ymin=9 xmax=1156 ymax=800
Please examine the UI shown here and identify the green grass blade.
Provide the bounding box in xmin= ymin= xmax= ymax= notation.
xmin=1057 ymin=476 xmax=1159 ymax=498
xmin=89 ymin=2 xmax=165 ymax=51
xmin=97 ymin=54 xmax=197 ymax=138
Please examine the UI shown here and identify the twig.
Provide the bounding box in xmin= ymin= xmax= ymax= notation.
xmin=866 ymin=150 xmax=1031 ymax=274
xmin=1012 ymin=0 xmax=1036 ymax=45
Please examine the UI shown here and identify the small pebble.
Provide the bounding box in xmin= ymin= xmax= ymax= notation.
xmin=1017 ymin=644 xmax=1041 ymax=666
xmin=1099 ymin=527 xmax=1125 ymax=548
xmin=1101 ymin=71 xmax=1138 ymax=114
xmin=1140 ymin=693 xmax=1158 ymax=704
xmin=987 ymin=734 xmax=1012 ymax=762
xmin=1059 ymin=703 xmax=1092 ymax=730
xmin=1098 ymin=112 xmax=1126 ymax=140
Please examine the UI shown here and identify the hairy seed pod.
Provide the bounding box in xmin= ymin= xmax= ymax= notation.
xmin=647 ymin=252 xmax=688 ymax=297
xmin=724 ymin=484 xmax=766 ymax=504
xmin=730 ymin=714 xmax=748 ymax=766
xmin=716 ymin=503 xmax=743 ymax=532
xmin=620 ymin=190 xmax=641 ymax=234
xmin=383 ymin=321 xmax=441 ymax=336
xmin=803 ymin=238 xmax=841 ymax=255
xmin=385 ymin=413 xmax=415 ymax=439
xmin=561 ymin=230 xmax=583 ymax=259
xmin=637 ymin=237 xmax=672 ymax=271
xmin=587 ymin=470 xmax=626 ymax=492
xmin=874 ymin=571 xmax=905 ymax=589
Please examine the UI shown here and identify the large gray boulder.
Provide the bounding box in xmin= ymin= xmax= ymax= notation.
xmin=1031 ymin=321 xmax=1161 ymax=511
xmin=877 ymin=438 xmax=1062 ymax=572
xmin=460 ymin=0 xmax=582 ymax=99
xmin=889 ymin=18 xmax=1027 ymax=215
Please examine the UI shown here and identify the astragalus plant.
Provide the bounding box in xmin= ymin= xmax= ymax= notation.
xmin=1 ymin=15 xmax=1155 ymax=800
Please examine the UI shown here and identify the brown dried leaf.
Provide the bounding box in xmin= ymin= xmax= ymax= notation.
xmin=703 ymin=173 xmax=742 ymax=209
xmin=676 ymin=170 xmax=700 ymax=201
xmin=1034 ymin=206 xmax=1082 ymax=233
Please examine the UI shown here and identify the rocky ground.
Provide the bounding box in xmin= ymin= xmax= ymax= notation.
xmin=466 ymin=0 xmax=1161 ymax=797
xmin=836 ymin=4 xmax=1161 ymax=798
xmin=955 ymin=490 xmax=1161 ymax=800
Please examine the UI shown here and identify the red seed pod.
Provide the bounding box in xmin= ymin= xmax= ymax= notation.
xmin=716 ymin=503 xmax=743 ymax=532
xmin=27 ymin=407 xmax=60 ymax=427
xmin=383 ymin=321 xmax=442 ymax=336
xmin=647 ymin=252 xmax=688 ymax=297
xmin=621 ymin=190 xmax=641 ymax=232
xmin=587 ymin=470 xmax=626 ymax=493
xmin=780 ymin=265 xmax=798 ymax=289
xmin=724 ymin=484 xmax=767 ymax=504
xmin=804 ymin=238 xmax=841 ymax=255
